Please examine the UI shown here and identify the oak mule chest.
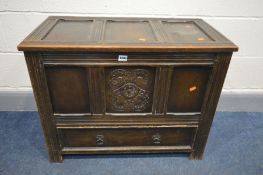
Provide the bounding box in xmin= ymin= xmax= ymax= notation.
xmin=18 ymin=16 xmax=238 ymax=162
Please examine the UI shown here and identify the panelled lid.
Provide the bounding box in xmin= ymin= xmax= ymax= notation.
xmin=17 ymin=16 xmax=238 ymax=52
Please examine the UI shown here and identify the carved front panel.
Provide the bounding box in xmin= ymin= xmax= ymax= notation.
xmin=105 ymin=67 xmax=155 ymax=113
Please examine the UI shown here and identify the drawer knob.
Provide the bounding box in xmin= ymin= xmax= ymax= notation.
xmin=152 ymin=133 xmax=161 ymax=144
xmin=96 ymin=135 xmax=104 ymax=145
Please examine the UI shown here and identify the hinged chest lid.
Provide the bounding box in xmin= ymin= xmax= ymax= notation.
xmin=18 ymin=16 xmax=238 ymax=52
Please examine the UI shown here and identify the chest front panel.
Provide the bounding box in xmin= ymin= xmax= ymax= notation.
xmin=43 ymin=53 xmax=215 ymax=118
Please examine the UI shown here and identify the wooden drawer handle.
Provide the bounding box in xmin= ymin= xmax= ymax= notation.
xmin=152 ymin=133 xmax=161 ymax=144
xmin=96 ymin=135 xmax=104 ymax=145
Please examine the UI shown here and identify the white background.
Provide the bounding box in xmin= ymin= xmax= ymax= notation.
xmin=0 ymin=0 xmax=263 ymax=92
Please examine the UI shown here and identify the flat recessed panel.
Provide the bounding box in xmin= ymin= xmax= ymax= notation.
xmin=104 ymin=21 xmax=157 ymax=43
xmin=105 ymin=67 xmax=156 ymax=113
xmin=167 ymin=66 xmax=212 ymax=113
xmin=162 ymin=21 xmax=213 ymax=43
xmin=45 ymin=66 xmax=90 ymax=113
xmin=42 ymin=19 xmax=93 ymax=42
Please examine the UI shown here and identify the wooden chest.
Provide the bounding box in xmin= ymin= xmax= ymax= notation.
xmin=18 ymin=16 xmax=238 ymax=162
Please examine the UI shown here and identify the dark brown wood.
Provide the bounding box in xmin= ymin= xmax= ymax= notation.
xmin=17 ymin=16 xmax=238 ymax=52
xmin=167 ymin=66 xmax=212 ymax=113
xmin=24 ymin=52 xmax=62 ymax=162
xmin=19 ymin=16 xmax=238 ymax=162
xmin=105 ymin=67 xmax=155 ymax=113
xmin=152 ymin=67 xmax=173 ymax=114
xmin=61 ymin=146 xmax=192 ymax=154
xmin=45 ymin=66 xmax=91 ymax=114
xmin=59 ymin=127 xmax=196 ymax=147
xmin=88 ymin=68 xmax=106 ymax=115
xmin=190 ymin=53 xmax=233 ymax=160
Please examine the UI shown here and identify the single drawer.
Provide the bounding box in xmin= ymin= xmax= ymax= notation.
xmin=58 ymin=127 xmax=196 ymax=148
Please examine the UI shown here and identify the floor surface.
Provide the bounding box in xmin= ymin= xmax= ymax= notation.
xmin=0 ymin=112 xmax=262 ymax=175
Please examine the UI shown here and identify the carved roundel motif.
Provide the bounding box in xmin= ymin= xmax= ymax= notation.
xmin=121 ymin=84 xmax=139 ymax=98
xmin=106 ymin=68 xmax=154 ymax=112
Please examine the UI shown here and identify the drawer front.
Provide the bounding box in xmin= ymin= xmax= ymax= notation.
xmin=59 ymin=127 xmax=196 ymax=147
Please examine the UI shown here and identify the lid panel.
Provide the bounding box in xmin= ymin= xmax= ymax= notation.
xmin=17 ymin=16 xmax=238 ymax=52
xmin=42 ymin=19 xmax=93 ymax=42
xmin=104 ymin=20 xmax=157 ymax=43
xmin=162 ymin=21 xmax=214 ymax=43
